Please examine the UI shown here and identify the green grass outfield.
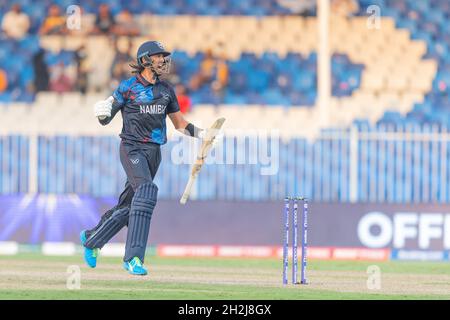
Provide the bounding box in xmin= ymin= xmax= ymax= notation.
xmin=1 ymin=254 xmax=450 ymax=299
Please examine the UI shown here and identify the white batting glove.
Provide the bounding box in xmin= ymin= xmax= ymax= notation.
xmin=94 ymin=96 xmax=114 ymax=120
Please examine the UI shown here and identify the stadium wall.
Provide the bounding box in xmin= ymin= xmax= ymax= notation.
xmin=1 ymin=195 xmax=449 ymax=261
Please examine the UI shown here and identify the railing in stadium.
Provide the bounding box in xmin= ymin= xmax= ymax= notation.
xmin=0 ymin=125 xmax=448 ymax=203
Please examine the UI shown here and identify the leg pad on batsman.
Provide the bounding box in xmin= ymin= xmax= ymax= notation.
xmin=85 ymin=207 xmax=130 ymax=249
xmin=124 ymin=182 xmax=158 ymax=263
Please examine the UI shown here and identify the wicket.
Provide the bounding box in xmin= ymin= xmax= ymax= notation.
xmin=283 ymin=196 xmax=308 ymax=285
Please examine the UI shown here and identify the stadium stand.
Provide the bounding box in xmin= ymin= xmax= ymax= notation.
xmin=0 ymin=0 xmax=449 ymax=202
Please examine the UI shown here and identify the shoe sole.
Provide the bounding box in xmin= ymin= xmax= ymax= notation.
xmin=128 ymin=271 xmax=148 ymax=276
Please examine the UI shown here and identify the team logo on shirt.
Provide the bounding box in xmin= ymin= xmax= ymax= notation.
xmin=140 ymin=104 xmax=167 ymax=114
xmin=139 ymin=91 xmax=148 ymax=100
xmin=161 ymin=92 xmax=171 ymax=103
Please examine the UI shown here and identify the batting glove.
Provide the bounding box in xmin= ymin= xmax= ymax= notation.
xmin=94 ymin=96 xmax=114 ymax=120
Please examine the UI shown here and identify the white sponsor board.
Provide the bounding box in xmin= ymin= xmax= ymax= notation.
xmin=358 ymin=212 xmax=450 ymax=249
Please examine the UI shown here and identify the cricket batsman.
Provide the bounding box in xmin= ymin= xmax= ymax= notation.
xmin=79 ymin=41 xmax=220 ymax=275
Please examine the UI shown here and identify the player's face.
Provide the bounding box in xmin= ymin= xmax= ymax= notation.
xmin=150 ymin=54 xmax=171 ymax=75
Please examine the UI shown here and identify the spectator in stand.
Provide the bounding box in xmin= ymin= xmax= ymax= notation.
xmin=110 ymin=38 xmax=133 ymax=90
xmin=189 ymin=48 xmax=216 ymax=91
xmin=331 ymin=0 xmax=359 ymax=18
xmin=277 ymin=0 xmax=316 ymax=17
xmin=175 ymin=84 xmax=192 ymax=114
xmin=39 ymin=4 xmax=67 ymax=35
xmin=1 ymin=4 xmax=30 ymax=39
xmin=0 ymin=69 xmax=7 ymax=92
xmin=212 ymin=53 xmax=229 ymax=96
xmin=32 ymin=48 xmax=49 ymax=92
xmin=189 ymin=47 xmax=229 ymax=101
xmin=49 ymin=62 xmax=73 ymax=93
xmin=113 ymin=9 xmax=141 ymax=36
xmin=93 ymin=4 xmax=116 ymax=35
xmin=74 ymin=44 xmax=89 ymax=95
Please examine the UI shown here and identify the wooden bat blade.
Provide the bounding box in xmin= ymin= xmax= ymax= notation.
xmin=179 ymin=117 xmax=225 ymax=205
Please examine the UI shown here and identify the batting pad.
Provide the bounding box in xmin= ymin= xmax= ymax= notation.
xmin=86 ymin=204 xmax=120 ymax=239
xmin=85 ymin=207 xmax=130 ymax=249
xmin=124 ymin=182 xmax=158 ymax=263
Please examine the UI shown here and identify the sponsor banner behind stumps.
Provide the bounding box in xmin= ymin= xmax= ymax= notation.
xmin=5 ymin=242 xmax=450 ymax=261
xmin=1 ymin=196 xmax=450 ymax=253
xmin=157 ymin=245 xmax=390 ymax=261
xmin=391 ymin=249 xmax=450 ymax=261
xmin=0 ymin=242 xmax=391 ymax=261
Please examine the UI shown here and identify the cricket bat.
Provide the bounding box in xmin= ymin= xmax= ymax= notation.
xmin=180 ymin=117 xmax=226 ymax=205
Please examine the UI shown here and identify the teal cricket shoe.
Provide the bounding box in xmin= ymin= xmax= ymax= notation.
xmin=123 ymin=257 xmax=148 ymax=276
xmin=80 ymin=230 xmax=98 ymax=268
